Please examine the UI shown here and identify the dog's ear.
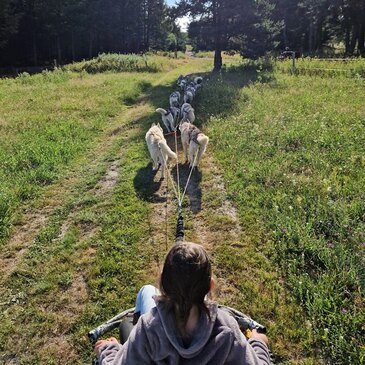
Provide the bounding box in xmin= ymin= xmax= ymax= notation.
xmin=151 ymin=123 xmax=156 ymax=127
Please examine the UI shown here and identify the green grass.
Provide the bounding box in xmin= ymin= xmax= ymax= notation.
xmin=0 ymin=65 xmax=173 ymax=244
xmin=276 ymin=57 xmax=365 ymax=78
xmin=1 ymin=54 xmax=364 ymax=364
xmin=201 ymin=62 xmax=365 ymax=363
xmin=0 ymin=54 xmax=213 ymax=364
xmin=64 ymin=53 xmax=184 ymax=74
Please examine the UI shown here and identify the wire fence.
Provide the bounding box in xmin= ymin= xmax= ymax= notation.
xmin=275 ymin=58 xmax=365 ymax=78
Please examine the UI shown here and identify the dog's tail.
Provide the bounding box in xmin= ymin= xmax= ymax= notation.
xmin=194 ymin=76 xmax=203 ymax=85
xmin=158 ymin=141 xmax=177 ymax=160
xmin=196 ymin=134 xmax=209 ymax=163
xmin=156 ymin=108 xmax=168 ymax=115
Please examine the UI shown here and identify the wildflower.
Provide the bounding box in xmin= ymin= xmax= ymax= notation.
xmin=327 ymin=241 xmax=334 ymax=248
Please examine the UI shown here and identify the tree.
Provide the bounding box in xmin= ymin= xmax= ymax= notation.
xmin=0 ymin=0 xmax=20 ymax=49
xmin=178 ymin=0 xmax=280 ymax=70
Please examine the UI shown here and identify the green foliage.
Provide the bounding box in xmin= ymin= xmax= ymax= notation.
xmin=0 ymin=0 xmax=178 ymax=66
xmin=184 ymin=0 xmax=280 ymax=67
xmin=64 ymin=53 xmax=163 ymax=73
xmin=0 ymin=56 xmax=214 ymax=364
xmin=0 ymin=63 xmax=163 ymax=244
xmin=204 ymin=66 xmax=365 ymax=363
xmin=276 ymin=57 xmax=365 ymax=78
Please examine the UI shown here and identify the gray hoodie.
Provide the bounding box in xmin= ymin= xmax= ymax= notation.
xmin=98 ymin=300 xmax=271 ymax=364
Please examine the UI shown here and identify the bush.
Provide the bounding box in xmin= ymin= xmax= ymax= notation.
xmin=64 ymin=53 xmax=162 ymax=74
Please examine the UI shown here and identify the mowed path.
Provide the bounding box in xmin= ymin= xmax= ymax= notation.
xmin=0 ymin=61 xmax=300 ymax=364
xmin=1 ymin=61 xmax=242 ymax=364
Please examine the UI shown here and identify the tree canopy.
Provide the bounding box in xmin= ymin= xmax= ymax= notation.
xmin=0 ymin=0 xmax=186 ymax=67
xmin=0 ymin=0 xmax=364 ymax=68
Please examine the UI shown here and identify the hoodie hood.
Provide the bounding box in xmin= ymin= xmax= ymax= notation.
xmin=155 ymin=300 xmax=218 ymax=359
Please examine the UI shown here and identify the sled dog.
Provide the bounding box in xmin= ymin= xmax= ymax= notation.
xmin=177 ymin=75 xmax=188 ymax=90
xmin=145 ymin=123 xmax=177 ymax=179
xmin=169 ymin=91 xmax=181 ymax=108
xmin=183 ymin=90 xmax=194 ymax=104
xmin=156 ymin=107 xmax=177 ymax=133
xmin=194 ymin=76 xmax=203 ymax=86
xmin=179 ymin=120 xmax=209 ymax=168
xmin=180 ymin=103 xmax=195 ymax=124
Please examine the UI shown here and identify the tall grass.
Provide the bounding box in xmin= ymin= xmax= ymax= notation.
xmin=201 ymin=63 xmax=365 ymax=363
xmin=0 ymin=67 xmax=158 ymax=244
xmin=65 ymin=53 xmax=164 ymax=73
xmin=0 ymin=55 xmax=214 ymax=364
xmin=276 ymin=57 xmax=365 ymax=78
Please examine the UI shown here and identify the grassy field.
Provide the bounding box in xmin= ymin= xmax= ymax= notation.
xmin=0 ymin=54 xmax=364 ymax=364
xmin=276 ymin=57 xmax=365 ymax=78
xmin=199 ymin=62 xmax=365 ymax=363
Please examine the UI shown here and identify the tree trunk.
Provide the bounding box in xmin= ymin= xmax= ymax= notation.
xmin=359 ymin=24 xmax=365 ymax=55
xmin=214 ymin=49 xmax=222 ymax=71
xmin=89 ymin=30 xmax=94 ymax=59
xmin=349 ymin=24 xmax=359 ymax=55
xmin=212 ymin=0 xmax=222 ymax=71
xmin=308 ymin=22 xmax=313 ymax=54
xmin=345 ymin=23 xmax=351 ymax=56
xmin=316 ymin=19 xmax=323 ymax=55
xmin=71 ymin=31 xmax=75 ymax=61
xmin=359 ymin=2 xmax=365 ymax=56
xmin=56 ymin=35 xmax=62 ymax=65
xmin=32 ymin=30 xmax=38 ymax=66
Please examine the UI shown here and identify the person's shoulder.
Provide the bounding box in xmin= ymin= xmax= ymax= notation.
xmin=214 ymin=307 xmax=247 ymax=342
xmin=140 ymin=305 xmax=159 ymax=321
xmin=216 ymin=307 xmax=239 ymax=326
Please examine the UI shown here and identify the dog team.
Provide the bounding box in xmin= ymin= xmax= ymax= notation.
xmin=146 ymin=75 xmax=209 ymax=180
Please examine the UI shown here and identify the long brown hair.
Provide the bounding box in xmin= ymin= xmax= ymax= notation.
xmin=160 ymin=242 xmax=212 ymax=338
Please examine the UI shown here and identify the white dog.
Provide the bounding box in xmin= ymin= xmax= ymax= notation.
xmin=194 ymin=76 xmax=203 ymax=86
xmin=183 ymin=90 xmax=194 ymax=104
xmin=156 ymin=107 xmax=177 ymax=133
xmin=145 ymin=123 xmax=177 ymax=179
xmin=179 ymin=120 xmax=209 ymax=168
xmin=180 ymin=103 xmax=195 ymax=124
xmin=169 ymin=91 xmax=181 ymax=108
xmin=177 ymin=75 xmax=188 ymax=91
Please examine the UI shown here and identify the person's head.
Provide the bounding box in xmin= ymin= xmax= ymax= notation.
xmin=160 ymin=242 xmax=212 ymax=325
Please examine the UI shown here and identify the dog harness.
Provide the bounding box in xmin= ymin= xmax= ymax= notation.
xmin=187 ymin=125 xmax=202 ymax=145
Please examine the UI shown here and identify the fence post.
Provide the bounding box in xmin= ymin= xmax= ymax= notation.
xmin=291 ymin=52 xmax=296 ymax=75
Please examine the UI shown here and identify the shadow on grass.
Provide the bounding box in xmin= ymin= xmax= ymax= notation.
xmin=132 ymin=62 xmax=273 ymax=209
xmin=133 ymin=163 xmax=164 ymax=202
xmin=171 ymin=163 xmax=202 ymax=214
xmin=142 ymin=63 xmax=273 ymax=129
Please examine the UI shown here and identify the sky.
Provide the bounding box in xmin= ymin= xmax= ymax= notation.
xmin=165 ymin=0 xmax=189 ymax=32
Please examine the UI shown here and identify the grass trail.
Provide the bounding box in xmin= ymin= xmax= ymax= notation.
xmin=1 ymin=55 xmax=362 ymax=365
xmin=202 ymin=65 xmax=365 ymax=364
xmin=0 ymin=58 xmax=213 ymax=364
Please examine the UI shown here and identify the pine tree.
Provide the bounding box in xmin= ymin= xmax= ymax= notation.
xmin=0 ymin=0 xmax=19 ymax=49
xmin=179 ymin=0 xmax=279 ymax=69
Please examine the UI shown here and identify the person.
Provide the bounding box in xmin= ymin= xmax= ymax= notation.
xmin=95 ymin=242 xmax=271 ymax=364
